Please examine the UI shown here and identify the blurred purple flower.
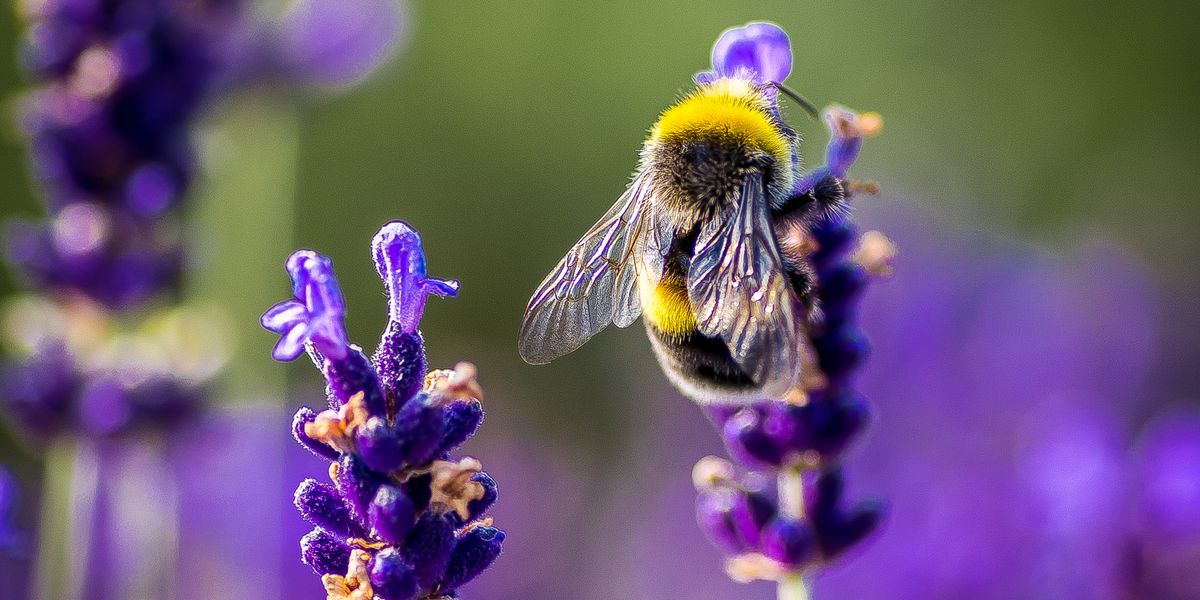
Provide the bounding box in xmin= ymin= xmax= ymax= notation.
xmin=264 ymin=221 xmax=504 ymax=599
xmin=7 ymin=0 xmax=248 ymax=309
xmin=275 ymin=0 xmax=408 ymax=89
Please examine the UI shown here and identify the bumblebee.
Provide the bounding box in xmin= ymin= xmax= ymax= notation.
xmin=518 ymin=61 xmax=850 ymax=404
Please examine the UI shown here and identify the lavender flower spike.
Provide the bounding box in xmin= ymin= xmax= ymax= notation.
xmin=261 ymin=250 xmax=350 ymax=361
xmin=264 ymin=220 xmax=504 ymax=599
xmin=690 ymin=23 xmax=890 ymax=598
xmin=373 ymin=221 xmax=458 ymax=335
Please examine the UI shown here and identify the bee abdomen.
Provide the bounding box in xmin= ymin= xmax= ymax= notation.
xmin=645 ymin=322 xmax=757 ymax=394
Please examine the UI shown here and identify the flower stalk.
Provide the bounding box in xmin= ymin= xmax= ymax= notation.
xmin=263 ymin=221 xmax=505 ymax=599
xmin=690 ymin=22 xmax=891 ymax=596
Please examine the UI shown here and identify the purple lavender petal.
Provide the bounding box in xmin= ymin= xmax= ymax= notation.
xmin=282 ymin=249 xmax=348 ymax=360
xmin=372 ymin=221 xmax=458 ymax=336
xmin=708 ymin=22 xmax=792 ymax=84
xmin=260 ymin=300 xmax=308 ymax=332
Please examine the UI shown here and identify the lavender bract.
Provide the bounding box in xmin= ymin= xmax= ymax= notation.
xmin=265 ymin=221 xmax=504 ymax=599
xmin=689 ymin=22 xmax=889 ymax=591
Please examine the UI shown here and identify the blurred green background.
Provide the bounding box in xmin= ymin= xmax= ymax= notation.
xmin=0 ymin=0 xmax=1197 ymax=588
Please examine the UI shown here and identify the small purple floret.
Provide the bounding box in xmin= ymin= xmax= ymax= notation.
xmin=261 ymin=250 xmax=349 ymax=361
xmin=372 ymin=221 xmax=458 ymax=336
xmin=696 ymin=21 xmax=792 ymax=85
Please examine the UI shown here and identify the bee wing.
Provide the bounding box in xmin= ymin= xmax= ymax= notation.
xmin=518 ymin=174 xmax=659 ymax=364
xmin=687 ymin=172 xmax=802 ymax=398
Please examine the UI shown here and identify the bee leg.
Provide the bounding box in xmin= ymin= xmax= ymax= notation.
xmin=772 ymin=175 xmax=846 ymax=224
xmin=784 ymin=257 xmax=820 ymax=323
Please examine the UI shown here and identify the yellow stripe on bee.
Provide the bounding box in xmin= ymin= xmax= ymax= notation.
xmin=650 ymin=78 xmax=792 ymax=167
xmin=640 ymin=276 xmax=696 ymax=335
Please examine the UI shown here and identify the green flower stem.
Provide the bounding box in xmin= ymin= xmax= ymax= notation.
xmin=777 ymin=464 xmax=811 ymax=600
xmin=189 ymin=97 xmax=300 ymax=402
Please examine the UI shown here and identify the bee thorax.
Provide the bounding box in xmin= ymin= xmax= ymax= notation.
xmin=652 ymin=139 xmax=772 ymax=220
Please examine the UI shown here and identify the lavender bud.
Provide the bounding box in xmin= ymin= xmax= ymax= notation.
xmin=464 ymin=472 xmax=497 ymax=523
xmin=812 ymin=329 xmax=870 ymax=384
xmin=295 ymin=479 xmax=365 ymax=539
xmin=368 ymin=548 xmax=419 ymax=600
xmin=730 ymin=490 xmax=776 ymax=548
xmin=722 ymin=408 xmax=784 ymax=467
xmin=819 ymin=502 xmax=885 ymax=560
xmin=438 ymin=400 xmax=484 ymax=455
xmin=322 ymin=346 xmax=386 ymax=414
xmin=807 ymin=390 xmax=871 ymax=458
xmin=696 ymin=489 xmax=744 ymax=554
xmin=356 ymin=416 xmax=407 ymax=473
xmin=292 ymin=406 xmax=339 ymax=461
xmin=300 ymin=528 xmax=351 ymax=576
xmin=369 ymin=484 xmax=416 ymax=545
xmin=403 ymin=511 xmax=456 ymax=589
xmin=442 ymin=526 xmax=506 ymax=590
xmin=761 ymin=518 xmax=816 ymax=568
xmin=395 ymin=394 xmax=445 ymax=467
xmin=336 ymin=454 xmax=383 ymax=524
xmin=373 ymin=328 xmax=426 ymax=406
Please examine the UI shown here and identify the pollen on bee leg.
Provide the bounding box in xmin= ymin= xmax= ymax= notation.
xmin=852 ymin=231 xmax=898 ymax=278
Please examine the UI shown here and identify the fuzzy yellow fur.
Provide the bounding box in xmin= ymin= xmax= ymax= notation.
xmin=640 ymin=276 xmax=697 ymax=335
xmin=649 ymin=78 xmax=791 ymax=168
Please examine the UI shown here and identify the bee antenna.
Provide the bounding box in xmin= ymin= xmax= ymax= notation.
xmin=771 ymin=82 xmax=820 ymax=120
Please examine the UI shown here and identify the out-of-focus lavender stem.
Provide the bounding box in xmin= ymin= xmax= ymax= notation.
xmin=191 ymin=99 xmax=300 ymax=400
xmin=777 ymin=464 xmax=811 ymax=600
xmin=34 ymin=437 xmax=94 ymax=600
